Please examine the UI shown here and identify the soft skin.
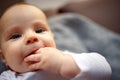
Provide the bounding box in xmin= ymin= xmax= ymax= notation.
xmin=0 ymin=4 xmax=80 ymax=78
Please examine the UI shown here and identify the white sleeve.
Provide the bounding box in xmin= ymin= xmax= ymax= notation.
xmin=0 ymin=70 xmax=16 ymax=80
xmin=64 ymin=51 xmax=112 ymax=80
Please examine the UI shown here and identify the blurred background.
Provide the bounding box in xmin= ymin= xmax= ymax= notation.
xmin=0 ymin=0 xmax=120 ymax=34
xmin=0 ymin=0 xmax=120 ymax=80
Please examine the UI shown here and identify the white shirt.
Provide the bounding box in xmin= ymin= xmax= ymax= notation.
xmin=0 ymin=51 xmax=111 ymax=80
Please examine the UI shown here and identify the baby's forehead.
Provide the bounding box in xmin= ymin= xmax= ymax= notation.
xmin=0 ymin=4 xmax=47 ymax=25
xmin=1 ymin=4 xmax=45 ymax=20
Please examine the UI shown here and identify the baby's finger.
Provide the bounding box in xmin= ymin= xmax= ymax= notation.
xmin=24 ymin=54 xmax=41 ymax=62
xmin=28 ymin=62 xmax=42 ymax=70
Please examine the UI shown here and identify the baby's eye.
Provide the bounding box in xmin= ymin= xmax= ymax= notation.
xmin=35 ymin=28 xmax=44 ymax=33
xmin=10 ymin=33 xmax=21 ymax=39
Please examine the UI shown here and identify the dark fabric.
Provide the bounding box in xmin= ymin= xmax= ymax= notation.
xmin=0 ymin=60 xmax=7 ymax=73
xmin=0 ymin=13 xmax=120 ymax=80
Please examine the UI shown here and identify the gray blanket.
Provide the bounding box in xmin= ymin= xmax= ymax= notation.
xmin=0 ymin=13 xmax=120 ymax=80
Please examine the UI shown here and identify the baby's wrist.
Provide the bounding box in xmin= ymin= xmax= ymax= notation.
xmin=59 ymin=54 xmax=80 ymax=79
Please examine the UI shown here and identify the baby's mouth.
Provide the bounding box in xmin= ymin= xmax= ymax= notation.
xmin=24 ymin=49 xmax=39 ymax=65
xmin=25 ymin=49 xmax=38 ymax=58
xmin=28 ymin=51 xmax=35 ymax=56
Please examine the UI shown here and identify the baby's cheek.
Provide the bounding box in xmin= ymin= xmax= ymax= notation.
xmin=44 ymin=39 xmax=56 ymax=47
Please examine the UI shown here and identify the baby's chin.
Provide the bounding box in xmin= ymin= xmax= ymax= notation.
xmin=12 ymin=67 xmax=41 ymax=74
xmin=9 ymin=65 xmax=31 ymax=74
xmin=11 ymin=68 xmax=31 ymax=74
xmin=9 ymin=61 xmax=40 ymax=73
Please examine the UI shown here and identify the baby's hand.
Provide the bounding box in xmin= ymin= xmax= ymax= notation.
xmin=24 ymin=47 xmax=80 ymax=78
xmin=24 ymin=47 xmax=64 ymax=73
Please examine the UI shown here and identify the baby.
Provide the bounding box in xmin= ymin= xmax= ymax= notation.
xmin=0 ymin=3 xmax=111 ymax=80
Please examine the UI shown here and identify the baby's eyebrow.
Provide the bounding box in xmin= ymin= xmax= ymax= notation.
xmin=5 ymin=25 xmax=21 ymax=34
xmin=33 ymin=20 xmax=49 ymax=30
xmin=3 ymin=25 xmax=22 ymax=40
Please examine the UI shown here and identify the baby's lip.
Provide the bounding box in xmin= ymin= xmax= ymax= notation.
xmin=24 ymin=47 xmax=39 ymax=58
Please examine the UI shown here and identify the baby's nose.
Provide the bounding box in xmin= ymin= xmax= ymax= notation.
xmin=26 ymin=36 xmax=39 ymax=45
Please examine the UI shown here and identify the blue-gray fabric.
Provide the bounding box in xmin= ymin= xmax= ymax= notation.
xmin=0 ymin=13 xmax=120 ymax=80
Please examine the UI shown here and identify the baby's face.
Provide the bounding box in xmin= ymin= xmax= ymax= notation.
xmin=0 ymin=5 xmax=56 ymax=73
